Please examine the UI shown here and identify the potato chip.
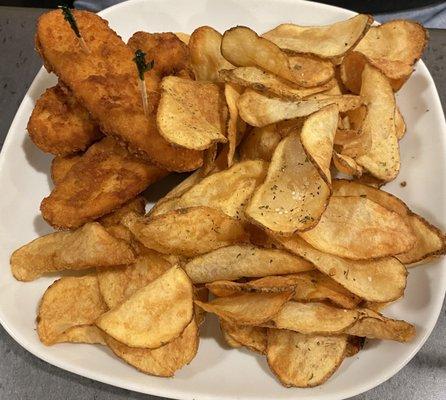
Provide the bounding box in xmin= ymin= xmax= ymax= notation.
xmin=37 ymin=275 xmax=108 ymax=345
xmin=55 ymin=325 xmax=105 ymax=345
xmin=220 ymin=320 xmax=267 ymax=354
xmin=239 ymin=125 xmax=282 ymax=162
xmin=184 ymin=244 xmax=313 ymax=284
xmin=225 ymin=83 xmax=246 ymax=167
xmin=194 ymin=291 xmax=293 ymax=325
xmin=123 ymin=208 xmax=249 ymax=257
xmin=300 ymin=104 xmax=339 ymax=184
xmin=237 ymin=89 xmax=362 ymax=127
xmin=345 ymin=335 xmax=365 ymax=357
xmin=206 ymin=279 xmax=290 ymax=297
xmin=157 ymin=76 xmax=227 ymax=150
xmin=277 ymin=235 xmax=407 ymax=302
xmin=267 ymin=329 xmax=347 ymax=388
xmin=96 ymin=265 xmax=193 ymax=348
xmin=51 ymin=154 xmax=82 ymax=185
xmin=395 ymin=107 xmax=406 ymax=140
xmin=221 ymin=325 xmax=243 ymax=348
xmin=99 ymin=197 xmax=146 ymax=227
xmin=245 ymin=130 xmax=331 ymax=234
xmin=189 ymin=26 xmax=234 ymax=82
xmin=194 ymin=286 xmax=209 ymax=326
xmin=11 ymin=222 xmax=136 ymax=281
xmin=299 ymin=196 xmax=416 ymax=260
xmin=333 ymin=152 xmax=363 ymax=177
xmin=221 ymin=26 xmax=333 ymax=87
xmin=262 ymin=14 xmax=372 ymax=59
xmin=104 ymin=319 xmax=199 ymax=377
xmin=175 ymin=32 xmax=190 ymax=44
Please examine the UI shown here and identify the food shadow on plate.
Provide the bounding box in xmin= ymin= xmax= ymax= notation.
xmin=33 ymin=213 xmax=53 ymax=236
xmin=143 ymin=173 xmax=189 ymax=209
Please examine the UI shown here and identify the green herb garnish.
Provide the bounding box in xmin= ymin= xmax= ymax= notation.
xmin=58 ymin=5 xmax=89 ymax=52
xmin=133 ymin=49 xmax=154 ymax=80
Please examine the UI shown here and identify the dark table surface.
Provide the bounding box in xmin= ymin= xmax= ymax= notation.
xmin=0 ymin=6 xmax=445 ymax=400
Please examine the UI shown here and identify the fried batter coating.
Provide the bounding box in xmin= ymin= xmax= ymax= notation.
xmin=41 ymin=137 xmax=167 ymax=229
xmin=51 ymin=153 xmax=83 ymax=185
xmin=28 ymin=85 xmax=102 ymax=155
xmin=36 ymin=10 xmax=202 ymax=172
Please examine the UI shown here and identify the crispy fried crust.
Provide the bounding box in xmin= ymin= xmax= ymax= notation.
xmin=51 ymin=153 xmax=83 ymax=185
xmin=36 ymin=10 xmax=202 ymax=172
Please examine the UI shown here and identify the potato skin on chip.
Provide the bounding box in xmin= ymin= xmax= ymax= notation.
xmin=11 ymin=222 xmax=135 ymax=281
xmin=220 ymin=320 xmax=267 ymax=354
xmin=96 ymin=265 xmax=193 ymax=349
xmin=37 ymin=275 xmax=108 ymax=345
xmin=267 ymin=329 xmax=348 ymax=388
xmin=55 ymin=325 xmax=105 ymax=345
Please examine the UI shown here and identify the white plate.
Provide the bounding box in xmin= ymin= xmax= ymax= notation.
xmin=0 ymin=0 xmax=445 ymax=399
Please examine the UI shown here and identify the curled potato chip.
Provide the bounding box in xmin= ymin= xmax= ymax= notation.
xmin=395 ymin=107 xmax=406 ymax=140
xmin=157 ymin=76 xmax=227 ymax=150
xmin=55 ymin=325 xmax=105 ymax=345
xmin=37 ymin=275 xmax=108 ymax=345
xmin=104 ymin=319 xmax=199 ymax=377
xmin=189 ymin=26 xmax=234 ymax=82
xmin=99 ymin=197 xmax=146 ymax=227
xmin=10 ymin=222 xmax=135 ymax=281
xmin=333 ymin=152 xmax=363 ymax=177
xmin=277 ymin=235 xmax=407 ymax=302
xmin=51 ymin=154 xmax=82 ymax=185
xmin=225 ymin=83 xmax=246 ymax=167
xmin=194 ymin=286 xmax=209 ymax=326
xmin=195 ymin=291 xmax=293 ymax=326
xmin=300 ymin=104 xmax=339 ymax=184
xmin=239 ymin=124 xmax=282 ymax=161
xmin=184 ymin=244 xmax=313 ymax=284
xmin=246 ymin=130 xmax=331 ymax=234
xmin=123 ymin=208 xmax=249 ymax=257
xmin=263 ymin=14 xmax=372 ymax=59
xmin=96 ymin=265 xmax=193 ymax=349
xmin=221 ymin=26 xmax=333 ymax=87
xmin=220 ymin=320 xmax=267 ymax=354
xmin=299 ymin=196 xmax=416 ymax=260
xmin=238 ymin=89 xmax=362 ymax=127
xmin=267 ymin=329 xmax=347 ymax=388
xmin=221 ymin=324 xmax=243 ymax=348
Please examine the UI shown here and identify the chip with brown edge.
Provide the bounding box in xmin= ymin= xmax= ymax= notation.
xmin=239 ymin=124 xmax=282 ymax=162
xmin=220 ymin=320 xmax=267 ymax=354
xmin=96 ymin=265 xmax=193 ymax=349
xmin=55 ymin=325 xmax=105 ymax=345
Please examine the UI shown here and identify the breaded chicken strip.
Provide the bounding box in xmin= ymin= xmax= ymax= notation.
xmin=41 ymin=137 xmax=167 ymax=229
xmin=28 ymin=85 xmax=102 ymax=155
xmin=36 ymin=10 xmax=202 ymax=172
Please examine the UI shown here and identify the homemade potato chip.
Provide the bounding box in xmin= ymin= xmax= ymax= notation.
xmin=395 ymin=107 xmax=406 ymax=140
xmin=333 ymin=152 xmax=363 ymax=177
xmin=37 ymin=275 xmax=108 ymax=345
xmin=123 ymin=208 xmax=249 ymax=257
xmin=245 ymin=130 xmax=331 ymax=234
xmin=55 ymin=325 xmax=105 ymax=345
xmin=189 ymin=26 xmax=234 ymax=82
xmin=262 ymin=14 xmax=372 ymax=59
xmin=300 ymin=104 xmax=339 ymax=184
xmin=184 ymin=244 xmax=313 ymax=284
xmin=194 ymin=286 xmax=209 ymax=326
xmin=157 ymin=76 xmax=227 ymax=150
xmin=96 ymin=265 xmax=193 ymax=348
xmin=195 ymin=291 xmax=293 ymax=325
xmin=175 ymin=32 xmax=190 ymax=44
xmin=51 ymin=154 xmax=82 ymax=185
xmin=239 ymin=124 xmax=282 ymax=161
xmin=277 ymin=235 xmax=407 ymax=302
xmin=104 ymin=319 xmax=199 ymax=377
xmin=237 ymin=89 xmax=362 ymax=127
xmin=225 ymin=83 xmax=246 ymax=167
xmin=267 ymin=329 xmax=347 ymax=387
xmin=220 ymin=320 xmax=267 ymax=354
xmin=221 ymin=325 xmax=242 ymax=348
xmin=11 ymin=222 xmax=135 ymax=281
xmin=345 ymin=336 xmax=365 ymax=357
xmin=299 ymin=196 xmax=416 ymax=260
xmin=99 ymin=197 xmax=146 ymax=228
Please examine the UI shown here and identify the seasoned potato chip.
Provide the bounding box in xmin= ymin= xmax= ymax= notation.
xmin=195 ymin=291 xmax=293 ymax=326
xmin=333 ymin=152 xmax=363 ymax=177
xmin=225 ymin=83 xmax=246 ymax=167
xmin=221 ymin=26 xmax=333 ymax=87
xmin=220 ymin=320 xmax=267 ymax=354
xmin=238 ymin=89 xmax=362 ymax=127
xmin=37 ymin=275 xmax=107 ymax=345
xmin=123 ymin=208 xmax=249 ymax=257
xmin=51 ymin=154 xmax=82 ymax=185
xmin=300 ymin=104 xmax=338 ymax=184
xmin=277 ymin=235 xmax=407 ymax=302
xmin=99 ymin=197 xmax=146 ymax=227
xmin=55 ymin=325 xmax=105 ymax=345
xmin=206 ymin=279 xmax=290 ymax=297
xmin=299 ymin=196 xmax=416 ymax=260
xmin=189 ymin=26 xmax=234 ymax=82
xmin=239 ymin=124 xmax=282 ymax=161
xmin=104 ymin=319 xmax=199 ymax=377
xmin=96 ymin=265 xmax=193 ymax=349
xmin=194 ymin=286 xmax=209 ymax=326
xmin=246 ymin=130 xmax=330 ymax=234
xmin=11 ymin=222 xmax=135 ymax=281
xmin=157 ymin=76 xmax=227 ymax=150
xmin=184 ymin=244 xmax=313 ymax=284
xmin=267 ymin=329 xmax=347 ymax=387
xmin=221 ymin=325 xmax=243 ymax=348
xmin=263 ymin=14 xmax=372 ymax=59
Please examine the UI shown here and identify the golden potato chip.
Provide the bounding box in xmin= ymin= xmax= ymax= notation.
xmin=300 ymin=104 xmax=339 ymax=184
xmin=237 ymin=89 xmax=362 ymax=127
xmin=97 ymin=248 xmax=172 ymax=309
xmin=245 ymin=130 xmax=331 ymax=234
xmin=37 ymin=275 xmax=108 ymax=345
xmin=194 ymin=291 xmax=293 ymax=326
xmin=333 ymin=152 xmax=363 ymax=177
xmin=299 ymin=196 xmax=416 ymax=260
xmin=267 ymin=329 xmax=347 ymax=388
xmin=175 ymin=32 xmax=190 ymax=44
xmin=96 ymin=265 xmax=193 ymax=349
xmin=55 ymin=325 xmax=105 ymax=345
xmin=221 ymin=323 xmax=242 ymax=348
xmin=51 ymin=154 xmax=82 ymax=185
xmin=104 ymin=319 xmax=199 ymax=377
xmin=206 ymin=279 xmax=291 ymax=297
xmin=157 ymin=76 xmax=227 ymax=150
xmin=194 ymin=286 xmax=209 ymax=326
xmin=184 ymin=244 xmax=313 ymax=284
xmin=123 ymin=208 xmax=249 ymax=257
xmin=263 ymin=14 xmax=372 ymax=59
xmin=362 ymin=301 xmax=392 ymax=313
xmin=220 ymin=320 xmax=267 ymax=354
xmin=98 ymin=197 xmax=146 ymax=227
xmin=277 ymin=235 xmax=407 ymax=302
xmin=189 ymin=26 xmax=234 ymax=82
xmin=395 ymin=107 xmax=406 ymax=140
xmin=239 ymin=124 xmax=282 ymax=162
xmin=345 ymin=335 xmax=365 ymax=357
xmin=11 ymin=222 xmax=135 ymax=281
xmin=221 ymin=26 xmax=333 ymax=87
xmin=225 ymin=83 xmax=246 ymax=167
